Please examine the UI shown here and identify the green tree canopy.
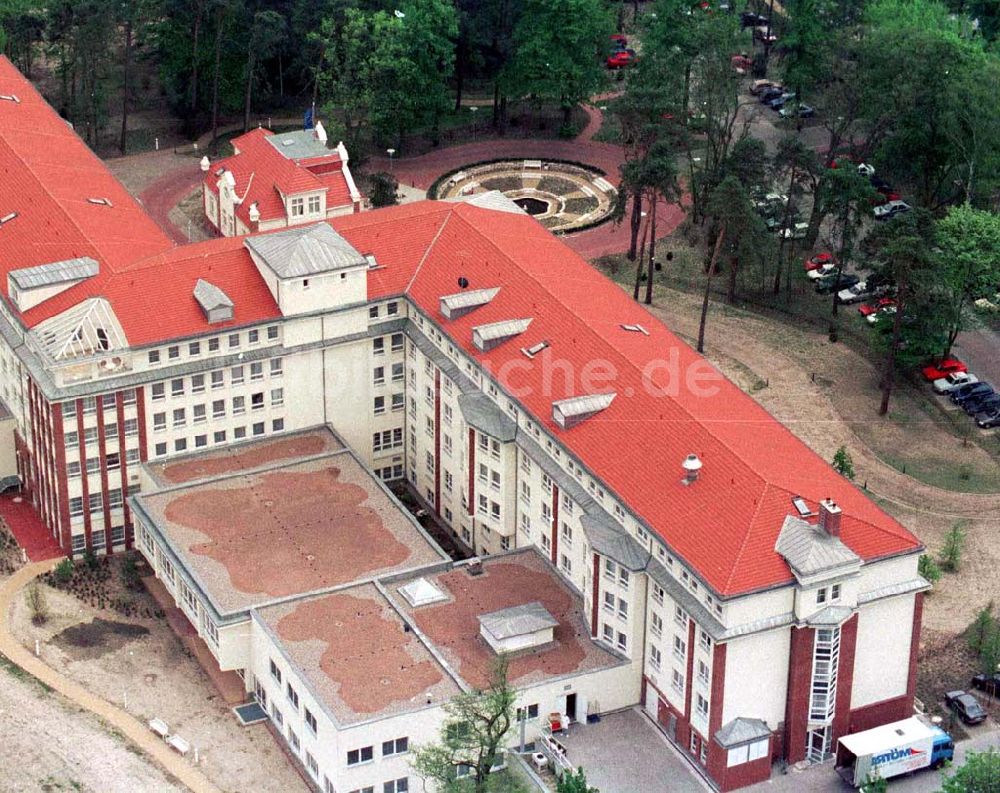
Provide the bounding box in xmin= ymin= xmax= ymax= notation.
xmin=939 ymin=748 xmax=1000 ymax=792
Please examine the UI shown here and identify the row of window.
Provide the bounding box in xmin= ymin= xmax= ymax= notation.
xmin=63 ymin=391 xmax=137 ymax=418
xmin=68 ymin=487 xmax=128 ymax=516
xmin=66 ymin=420 xmax=138 ymax=447
xmin=368 ymin=301 xmax=400 ymax=319
xmin=150 ymin=360 xmax=283 ymax=401
xmin=153 ymin=420 xmax=284 ymax=456
xmin=372 ymin=334 xmax=404 ymax=355
xmin=148 ymin=326 xmax=279 ymax=365
xmin=152 ymin=390 xmax=282 ymax=430
xmin=70 ymin=524 xmax=127 ymax=553
xmin=67 ymin=447 xmax=140 ymax=477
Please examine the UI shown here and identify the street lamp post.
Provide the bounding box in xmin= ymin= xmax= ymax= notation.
xmin=386 ymin=148 xmax=396 ymax=174
xmin=469 ymin=106 xmax=478 ymax=142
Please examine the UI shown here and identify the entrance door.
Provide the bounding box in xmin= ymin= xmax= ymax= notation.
xmin=807 ymin=725 xmax=831 ymax=763
xmin=565 ymin=693 xmax=577 ymax=722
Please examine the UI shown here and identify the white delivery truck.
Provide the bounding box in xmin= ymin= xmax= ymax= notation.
xmin=835 ymin=716 xmax=954 ymax=787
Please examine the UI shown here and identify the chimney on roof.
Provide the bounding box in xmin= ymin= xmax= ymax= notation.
xmin=681 ymin=454 xmax=702 ymax=485
xmin=818 ymin=498 xmax=842 ymax=537
xmin=200 ymin=155 xmax=211 ymax=172
xmin=248 ymin=202 xmax=260 ymax=223
xmin=314 ymin=121 xmax=328 ymax=145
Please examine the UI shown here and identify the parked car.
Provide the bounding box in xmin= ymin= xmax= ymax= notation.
xmin=837 ymin=280 xmax=874 ymax=305
xmin=866 ymin=304 xmax=897 ymax=324
xmin=765 ymin=92 xmax=796 ymax=110
xmin=873 ymin=200 xmax=912 ymax=220
xmin=972 ymin=673 xmax=1000 ymax=696
xmin=976 ymin=408 xmax=1000 ymax=429
xmin=816 ymin=273 xmax=860 ymax=295
xmin=759 ymin=87 xmax=785 ymax=103
xmin=610 ymin=33 xmax=627 ymax=47
xmin=964 ymin=392 xmax=1000 ymax=415
xmin=932 ymin=371 xmax=979 ymax=394
xmin=731 ymin=54 xmax=752 ymax=73
xmin=859 ymin=296 xmax=896 ymax=317
xmin=750 ymin=79 xmax=781 ymax=95
xmin=805 ymin=252 xmax=835 ymax=271
xmin=754 ymin=192 xmax=788 ymax=212
xmin=779 ymin=103 xmax=816 ymax=119
xmin=951 ymin=381 xmax=993 ymax=406
xmin=807 ymin=262 xmax=838 ymax=281
xmin=780 ymin=221 xmax=809 ymax=239
xmin=944 ymin=691 xmax=988 ymax=725
xmin=606 ymin=49 xmax=637 ymax=69
xmin=922 ymin=358 xmax=967 ymax=381
xmin=741 ymin=11 xmax=768 ymax=27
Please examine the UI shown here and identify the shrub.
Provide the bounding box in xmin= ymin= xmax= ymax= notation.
xmin=832 ymin=446 xmax=856 ymax=480
xmin=119 ymin=553 xmax=142 ymax=591
xmin=83 ymin=547 xmax=99 ymax=570
xmin=368 ymin=171 xmax=399 ymax=208
xmin=53 ymin=558 xmax=74 ymax=584
xmin=918 ymin=554 xmax=942 ymax=585
xmin=939 ymin=522 xmax=967 ymax=572
xmin=26 ymin=583 xmax=48 ymax=625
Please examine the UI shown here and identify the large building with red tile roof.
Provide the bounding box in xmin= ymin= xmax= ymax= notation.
xmin=0 ymin=56 xmax=928 ymax=792
xmin=202 ymin=124 xmax=362 ymax=237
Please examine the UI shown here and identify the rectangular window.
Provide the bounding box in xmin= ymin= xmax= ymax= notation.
xmin=171 ymin=378 xmax=184 ymax=397
xmin=189 ymin=341 xmax=201 ymax=356
xmin=698 ymin=659 xmax=710 ymax=685
xmin=122 ymin=389 xmax=136 ymax=406
xmin=88 ymin=492 xmax=102 ymax=513
xmin=68 ymin=461 xmax=81 ymax=478
xmin=233 ymin=396 xmax=245 ymax=415
xmin=126 ymin=448 xmax=140 ymax=464
xmin=374 ymin=396 xmax=386 ymax=415
xmin=211 ymin=370 xmax=224 ymax=390
xmin=308 ymin=195 xmax=321 ymax=214
xmin=286 ymin=683 xmax=299 ymax=710
xmin=172 ymin=408 xmax=186 ymax=428
xmin=69 ymin=497 xmax=84 ymax=517
xmin=231 ymin=366 xmax=244 ymax=385
xmin=696 ymin=693 xmax=709 ymax=719
xmin=673 ymin=635 xmax=687 ymax=661
xmin=649 ymin=645 xmax=662 ymax=670
xmin=272 ymin=418 xmax=284 ymax=433
xmin=193 ymin=404 xmax=206 ymax=424
xmin=382 ymin=737 xmax=409 ymax=756
xmin=191 ymin=374 xmax=205 ymax=394
xmin=305 ymin=708 xmax=317 ymax=735
xmin=651 ymin=611 xmax=663 ymax=638
xmin=228 ymin=334 xmax=240 ymax=349
xmin=124 ymin=419 xmax=138 ymax=437
xmin=155 ymin=442 xmax=167 ymax=457
xmin=148 ymin=350 xmax=160 ymax=365
xmin=106 ymin=452 xmax=121 ymax=471
xmin=214 ymin=430 xmax=227 ymax=444
xmin=167 ymin=345 xmax=179 ymax=360
xmin=391 ymin=362 xmax=404 ymax=382
xmin=672 ymin=669 xmax=684 ymax=693
xmin=700 ymin=630 xmax=712 ymax=653
xmin=290 ymin=197 xmax=305 ymax=217
xmin=373 ymin=366 xmax=385 ymax=386
xmin=387 ymin=301 xmax=399 ymax=316
xmin=391 ymin=332 xmax=404 ymax=352
xmin=248 ymin=329 xmax=259 ymax=345
xmin=373 ymin=338 xmax=385 ymax=355
xmin=208 ymin=337 xmax=220 ymax=351
xmin=174 ymin=438 xmax=187 ymax=452
xmin=270 ymin=659 xmax=282 ymax=684
xmin=267 ymin=325 xmax=279 ymax=341
xmin=212 ymin=400 xmax=226 ymax=419
xmin=250 ymin=362 xmax=264 ymax=381
xmin=369 ymin=305 xmax=379 ymax=319
xmin=347 ymin=746 xmax=374 ymax=766
xmin=253 ymin=421 xmax=265 ymax=436
xmin=151 ymin=383 xmax=165 ymax=401
xmin=195 ymin=434 xmax=207 ymax=448
xmin=153 ymin=412 xmax=167 ymax=432
xmin=108 ymin=488 xmax=123 ymax=509
xmin=383 ymin=780 xmax=408 ymax=793
xmin=251 ymin=392 xmax=264 ymax=411
xmin=675 ymin=606 xmax=688 ymax=629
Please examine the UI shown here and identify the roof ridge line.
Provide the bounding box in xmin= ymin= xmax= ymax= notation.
xmin=404 ymin=208 xmax=454 ymax=294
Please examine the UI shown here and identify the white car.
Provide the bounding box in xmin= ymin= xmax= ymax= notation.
xmin=837 ymin=281 xmax=871 ymax=304
xmin=857 ymin=163 xmax=875 ymax=177
xmin=807 ymin=262 xmax=837 ymax=280
xmin=780 ymin=222 xmax=809 ymax=239
xmin=873 ymin=200 xmax=912 ymax=220
xmin=866 ymin=304 xmax=896 ymax=324
xmin=933 ymin=371 xmax=979 ymax=394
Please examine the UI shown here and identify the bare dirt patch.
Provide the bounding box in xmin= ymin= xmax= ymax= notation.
xmin=9 ymin=580 xmax=306 ymax=792
xmin=51 ymin=617 xmax=149 ymax=661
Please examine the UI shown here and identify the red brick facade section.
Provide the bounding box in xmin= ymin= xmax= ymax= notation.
xmin=832 ymin=615 xmax=859 ymax=744
xmin=95 ymin=404 xmax=112 ymax=551
xmin=784 ymin=626 xmax=815 ymax=764
xmin=849 ymin=695 xmax=912 ymax=734
xmin=51 ymin=402 xmax=70 ymax=550
xmin=115 ymin=392 xmax=132 ymax=548
xmin=906 ymin=592 xmax=924 ymax=702
xmin=75 ymin=399 xmax=92 ymax=553
xmin=135 ymin=386 xmax=148 ymax=464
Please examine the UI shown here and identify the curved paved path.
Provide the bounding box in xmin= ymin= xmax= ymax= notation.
xmin=121 ymin=99 xmax=685 ymax=258
xmin=0 ymin=560 xmax=221 ymax=793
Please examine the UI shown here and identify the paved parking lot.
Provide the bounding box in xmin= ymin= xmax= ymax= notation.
xmin=746 ymin=728 xmax=1000 ymax=793
xmin=558 ymin=708 xmax=711 ymax=793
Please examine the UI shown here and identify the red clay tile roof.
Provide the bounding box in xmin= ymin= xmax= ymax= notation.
xmin=0 ymin=56 xmax=920 ymax=596
xmin=205 ymin=127 xmax=354 ymax=226
xmin=0 ymin=56 xmax=174 ymax=318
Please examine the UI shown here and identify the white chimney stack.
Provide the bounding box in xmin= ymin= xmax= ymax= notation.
xmin=314 ymin=120 xmax=328 ymax=145
xmin=248 ymin=202 xmax=260 ymax=223
xmin=818 ymin=498 xmax=842 ymax=537
xmin=199 ymin=155 xmax=211 ymax=172
xmin=681 ymin=454 xmax=703 ymax=485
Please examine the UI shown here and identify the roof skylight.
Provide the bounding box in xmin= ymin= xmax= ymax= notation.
xmin=521 ymin=341 xmax=549 ymax=359
xmin=472 ymin=318 xmax=532 ymax=352
xmin=552 ymin=392 xmax=617 ymax=430
xmin=621 ymin=323 xmax=650 ymax=335
xmin=0 ymin=94 xmax=20 ymax=103
xmin=0 ymin=212 xmax=17 ymax=226
xmin=87 ymin=197 xmax=113 ymax=207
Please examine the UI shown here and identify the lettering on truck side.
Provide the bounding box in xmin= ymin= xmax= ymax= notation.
xmin=873 ymin=747 xmax=925 ymax=766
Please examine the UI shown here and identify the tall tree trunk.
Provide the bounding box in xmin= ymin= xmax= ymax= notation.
xmin=119 ymin=20 xmax=132 ymax=155
xmin=211 ymin=7 xmax=223 ymax=142
xmin=879 ymin=294 xmax=905 ymax=415
xmin=190 ymin=4 xmax=203 ymax=114
xmin=634 ymin=203 xmax=652 ymax=301
xmin=243 ymin=50 xmax=255 ymax=133
xmin=454 ymin=43 xmax=465 ymax=112
xmin=726 ymin=255 xmax=740 ymax=304
xmin=492 ymin=81 xmax=500 ymax=128
xmin=698 ymin=223 xmax=726 ymax=353
xmin=645 ymin=197 xmax=658 ymax=305
xmin=627 ymin=191 xmax=642 ymax=260
xmin=773 ymin=165 xmax=798 ymax=294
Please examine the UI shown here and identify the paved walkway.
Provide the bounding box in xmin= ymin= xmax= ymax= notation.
xmin=557 ymin=708 xmax=712 ymax=793
xmin=0 ymin=561 xmax=222 ymax=793
xmin=0 ymin=493 xmax=63 ymax=562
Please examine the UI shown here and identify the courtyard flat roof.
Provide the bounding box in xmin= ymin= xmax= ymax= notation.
xmin=391 ymin=549 xmax=622 ymax=691
xmin=257 ymin=583 xmax=461 ymax=726
xmin=136 ymin=430 xmax=447 ymax=617
xmin=145 ymin=428 xmax=344 ymax=488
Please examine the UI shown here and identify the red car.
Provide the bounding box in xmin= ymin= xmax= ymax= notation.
xmin=858 ymin=297 xmax=896 ymax=317
xmin=607 ymin=50 xmax=637 ymax=69
xmin=804 ymin=252 xmax=835 ymax=271
xmin=731 ymin=54 xmax=752 ymax=73
xmin=921 ymin=358 xmax=967 ymax=381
